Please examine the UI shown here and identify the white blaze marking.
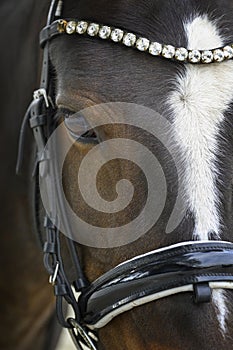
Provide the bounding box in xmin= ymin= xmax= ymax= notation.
xmin=212 ymin=289 xmax=229 ymax=335
xmin=168 ymin=14 xmax=233 ymax=335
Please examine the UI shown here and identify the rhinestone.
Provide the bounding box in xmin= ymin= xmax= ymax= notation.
xmin=123 ymin=33 xmax=137 ymax=47
xmin=188 ymin=50 xmax=201 ymax=63
xmin=87 ymin=23 xmax=99 ymax=36
xmin=202 ymin=50 xmax=213 ymax=63
xmin=99 ymin=26 xmax=111 ymax=39
xmin=213 ymin=49 xmax=225 ymax=62
xmin=76 ymin=21 xmax=88 ymax=34
xmin=162 ymin=45 xmax=175 ymax=59
xmin=111 ymin=28 xmax=124 ymax=42
xmin=136 ymin=37 xmax=150 ymax=51
xmin=57 ymin=20 xmax=67 ymax=33
xmin=66 ymin=21 xmax=76 ymax=34
xmin=175 ymin=47 xmax=188 ymax=61
xmin=223 ymin=45 xmax=233 ymax=59
xmin=149 ymin=42 xmax=162 ymax=56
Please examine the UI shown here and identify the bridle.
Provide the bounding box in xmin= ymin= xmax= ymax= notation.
xmin=16 ymin=1 xmax=233 ymax=349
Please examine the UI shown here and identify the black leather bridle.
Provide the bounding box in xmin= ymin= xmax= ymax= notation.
xmin=16 ymin=1 xmax=233 ymax=349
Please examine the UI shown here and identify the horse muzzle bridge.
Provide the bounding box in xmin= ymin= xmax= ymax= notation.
xmin=17 ymin=1 xmax=233 ymax=349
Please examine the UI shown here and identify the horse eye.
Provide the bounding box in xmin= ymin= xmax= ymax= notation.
xmin=62 ymin=109 xmax=98 ymax=142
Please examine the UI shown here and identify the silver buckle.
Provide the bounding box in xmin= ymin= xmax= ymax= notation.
xmin=68 ymin=318 xmax=98 ymax=350
xmin=49 ymin=262 xmax=59 ymax=285
xmin=33 ymin=88 xmax=50 ymax=108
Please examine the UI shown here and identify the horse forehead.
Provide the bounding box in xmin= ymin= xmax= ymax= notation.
xmin=64 ymin=0 xmax=159 ymax=19
xmin=52 ymin=41 xmax=179 ymax=113
xmin=63 ymin=0 xmax=188 ymax=42
xmin=50 ymin=0 xmax=233 ymax=108
xmin=50 ymin=1 xmax=186 ymax=108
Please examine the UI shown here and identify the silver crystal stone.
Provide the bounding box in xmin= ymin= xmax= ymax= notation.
xmin=223 ymin=45 xmax=233 ymax=59
xmin=123 ymin=33 xmax=136 ymax=47
xmin=188 ymin=50 xmax=201 ymax=63
xmin=99 ymin=26 xmax=111 ymax=39
xmin=202 ymin=50 xmax=213 ymax=63
xmin=66 ymin=21 xmax=76 ymax=34
xmin=149 ymin=42 xmax=162 ymax=56
xmin=213 ymin=49 xmax=225 ymax=62
xmin=111 ymin=28 xmax=124 ymax=42
xmin=76 ymin=21 xmax=88 ymax=34
xmin=136 ymin=37 xmax=150 ymax=51
xmin=175 ymin=47 xmax=188 ymax=61
xmin=162 ymin=45 xmax=175 ymax=59
xmin=87 ymin=23 xmax=99 ymax=36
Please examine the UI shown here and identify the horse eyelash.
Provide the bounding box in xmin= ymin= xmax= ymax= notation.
xmin=56 ymin=107 xmax=76 ymax=121
xmin=58 ymin=107 xmax=98 ymax=141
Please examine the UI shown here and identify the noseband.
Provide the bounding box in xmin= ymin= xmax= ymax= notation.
xmin=17 ymin=1 xmax=233 ymax=349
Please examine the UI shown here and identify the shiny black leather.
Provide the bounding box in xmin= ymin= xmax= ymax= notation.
xmin=80 ymin=242 xmax=233 ymax=326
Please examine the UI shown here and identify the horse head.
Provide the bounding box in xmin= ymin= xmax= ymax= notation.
xmin=14 ymin=0 xmax=233 ymax=349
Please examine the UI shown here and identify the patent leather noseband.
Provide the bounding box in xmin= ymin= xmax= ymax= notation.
xmin=80 ymin=241 xmax=233 ymax=329
xmin=17 ymin=1 xmax=233 ymax=349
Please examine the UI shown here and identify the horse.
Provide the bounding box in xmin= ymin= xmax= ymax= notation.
xmin=2 ymin=0 xmax=233 ymax=349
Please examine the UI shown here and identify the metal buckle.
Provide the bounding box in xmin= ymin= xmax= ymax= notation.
xmin=49 ymin=262 xmax=59 ymax=285
xmin=33 ymin=88 xmax=50 ymax=108
xmin=68 ymin=318 xmax=98 ymax=350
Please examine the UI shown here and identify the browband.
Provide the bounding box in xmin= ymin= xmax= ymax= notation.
xmin=79 ymin=241 xmax=233 ymax=329
xmin=40 ymin=19 xmax=233 ymax=64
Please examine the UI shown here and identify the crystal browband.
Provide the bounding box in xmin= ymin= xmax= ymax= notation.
xmin=40 ymin=19 xmax=233 ymax=64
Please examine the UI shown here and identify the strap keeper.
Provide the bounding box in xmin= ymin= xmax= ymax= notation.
xmin=38 ymin=149 xmax=50 ymax=163
xmin=54 ymin=284 xmax=68 ymax=296
xmin=40 ymin=21 xmax=65 ymax=48
xmin=44 ymin=242 xmax=56 ymax=254
xmin=44 ymin=216 xmax=56 ymax=229
xmin=193 ymin=283 xmax=212 ymax=304
xmin=30 ymin=115 xmax=46 ymax=129
xmin=73 ymin=278 xmax=89 ymax=292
